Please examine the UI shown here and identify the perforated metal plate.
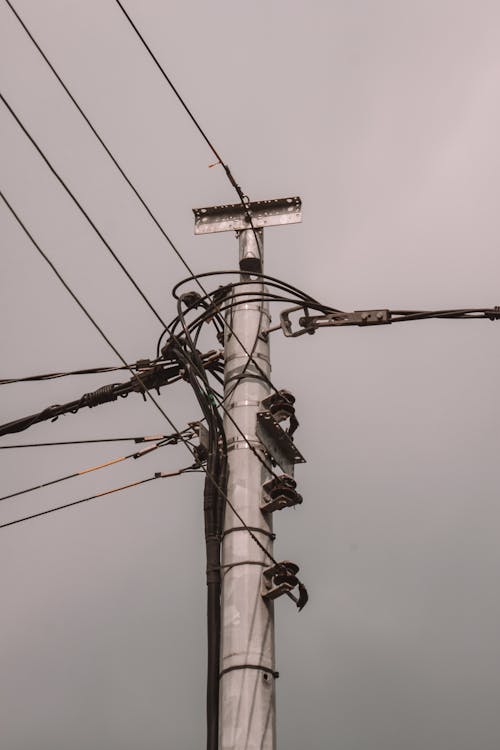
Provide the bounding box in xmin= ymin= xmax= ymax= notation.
xmin=256 ymin=411 xmax=305 ymax=476
xmin=193 ymin=196 xmax=302 ymax=234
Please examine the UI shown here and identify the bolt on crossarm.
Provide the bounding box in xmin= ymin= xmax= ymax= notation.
xmin=194 ymin=197 xmax=302 ymax=749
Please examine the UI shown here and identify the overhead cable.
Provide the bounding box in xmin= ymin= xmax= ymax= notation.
xmin=0 ymin=431 xmax=192 ymax=449
xmin=0 ymin=432 xmax=193 ymax=503
xmin=0 ymin=466 xmax=198 ymax=530
xmin=113 ymin=0 xmax=249 ymax=207
xmin=0 ymin=347 xmax=221 ymax=438
xmin=0 ymin=190 xmax=197 ymax=440
xmin=2 ymin=8 xmax=277 ymax=405
xmin=0 ymin=91 xmax=167 ymax=328
xmin=0 ymin=203 xmax=287 ymax=577
xmin=0 ymin=360 xmax=165 ymax=385
xmin=279 ymin=304 xmax=500 ymax=336
xmin=3 ymin=0 xmax=201 ymax=295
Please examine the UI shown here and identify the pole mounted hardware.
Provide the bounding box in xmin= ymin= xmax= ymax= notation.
xmin=280 ymin=304 xmax=500 ymax=337
xmin=280 ymin=305 xmax=392 ymax=337
xmin=193 ymin=196 xmax=302 ymax=273
xmin=188 ymin=421 xmax=210 ymax=464
xmin=262 ymin=561 xmax=308 ymax=610
xmin=256 ymin=390 xmax=305 ymax=476
xmin=261 ymin=475 xmax=303 ymax=513
xmin=261 ymin=390 xmax=299 ymax=435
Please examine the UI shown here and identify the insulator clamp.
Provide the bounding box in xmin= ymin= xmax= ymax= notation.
xmin=261 ymin=474 xmax=302 ymax=513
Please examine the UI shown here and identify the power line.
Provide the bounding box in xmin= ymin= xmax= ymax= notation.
xmin=0 ymin=90 xmax=167 ymax=328
xmin=0 ymin=434 xmax=190 ymax=503
xmin=0 ymin=431 xmax=191 ymax=449
xmin=3 ymin=0 xmax=202 ymax=296
xmin=0 ymin=466 xmax=198 ymax=530
xmin=1 ymin=195 xmax=287 ymax=574
xmin=113 ymin=0 xmax=245 ymax=200
xmin=3 ymin=6 xmax=278 ymax=404
xmin=0 ymin=352 xmax=221 ymax=438
xmin=0 ymin=190 xmax=194 ymax=440
xmin=3 ymin=194 xmax=307 ymax=714
xmin=0 ymin=361 xmax=162 ymax=385
xmin=113 ymin=0 xmax=264 ymax=270
xmin=2 ymin=90 xmax=304 ymax=615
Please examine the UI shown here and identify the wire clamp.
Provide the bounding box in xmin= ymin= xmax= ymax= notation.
xmin=280 ymin=305 xmax=392 ymax=336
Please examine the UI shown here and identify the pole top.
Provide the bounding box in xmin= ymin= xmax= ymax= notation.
xmin=193 ymin=196 xmax=302 ymax=235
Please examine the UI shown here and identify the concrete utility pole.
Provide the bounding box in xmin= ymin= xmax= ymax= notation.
xmin=194 ymin=197 xmax=304 ymax=749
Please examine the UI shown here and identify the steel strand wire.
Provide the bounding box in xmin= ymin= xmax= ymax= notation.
xmin=0 ymin=91 xmax=167 ymax=328
xmin=0 ymin=466 xmax=199 ymax=530
xmin=0 ymin=429 xmax=196 ymax=450
xmin=0 ymin=191 xmax=201 ymax=449
xmin=5 ymin=0 xmax=274 ymax=395
xmin=5 ymin=0 xmax=317 ymax=450
xmin=113 ymin=0 xmax=264 ymax=263
xmin=3 ymin=0 xmax=204 ymax=307
xmin=0 ymin=432 xmax=193 ymax=503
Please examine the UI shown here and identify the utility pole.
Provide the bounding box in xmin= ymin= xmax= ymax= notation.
xmin=194 ymin=197 xmax=304 ymax=749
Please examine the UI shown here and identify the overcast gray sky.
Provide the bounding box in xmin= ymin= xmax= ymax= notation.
xmin=1 ymin=1 xmax=500 ymax=748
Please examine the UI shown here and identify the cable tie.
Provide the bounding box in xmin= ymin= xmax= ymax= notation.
xmin=219 ymin=664 xmax=279 ymax=679
xmin=223 ymin=526 xmax=275 ymax=541
xmin=219 ymin=560 xmax=267 ymax=573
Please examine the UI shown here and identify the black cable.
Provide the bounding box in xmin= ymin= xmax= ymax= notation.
xmin=390 ymin=308 xmax=500 ymax=323
xmin=1 ymin=195 xmax=293 ymax=585
xmin=292 ymin=306 xmax=500 ymax=334
xmin=0 ymin=431 xmax=191 ymax=503
xmin=113 ymin=0 xmax=266 ymax=277
xmin=171 ymin=270 xmax=331 ymax=308
xmin=0 ymin=431 xmax=192 ymax=449
xmin=174 ymin=305 xmax=276 ymax=478
xmin=0 ymin=361 xmax=165 ymax=385
xmin=0 ymin=191 xmax=193 ymax=440
xmin=0 ymin=353 xmax=223 ymax=438
xmin=0 ymin=91 xmax=167 ymax=328
xmin=0 ymin=466 xmax=198 ymax=530
xmin=2 ymin=5 xmax=277 ymax=408
xmin=168 ymin=331 xmax=227 ymax=750
xmin=113 ymin=1 xmax=244 ymax=199
xmin=3 ymin=0 xmax=207 ymax=307
xmin=164 ymin=287 xmax=287 ymax=400
xmin=4 ymin=0 xmax=305 ymax=535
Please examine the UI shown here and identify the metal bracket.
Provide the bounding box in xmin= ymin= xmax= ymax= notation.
xmin=193 ymin=196 xmax=302 ymax=235
xmin=262 ymin=560 xmax=299 ymax=601
xmin=256 ymin=410 xmax=305 ymax=476
xmin=280 ymin=305 xmax=392 ymax=337
xmin=261 ymin=475 xmax=302 ymax=513
xmin=189 ymin=421 xmax=210 ymax=464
